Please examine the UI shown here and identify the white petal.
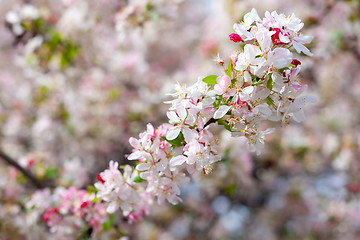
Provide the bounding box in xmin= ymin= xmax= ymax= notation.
xmin=239 ymin=86 xmax=254 ymax=101
xmin=176 ymin=105 xmax=187 ymax=120
xmin=272 ymin=48 xmax=293 ymax=69
xmin=293 ymin=109 xmax=306 ymax=122
xmin=244 ymin=71 xmax=252 ymax=84
xmin=106 ymin=202 xmax=118 ymax=213
xmin=136 ymin=163 xmax=150 ymax=171
xmin=183 ymin=127 xmax=195 ymax=143
xmin=167 ymin=111 xmax=180 ymax=123
xmin=279 ymin=33 xmax=290 ymax=43
xmin=214 ymin=105 xmax=231 ymax=119
xmin=292 ymin=41 xmax=313 ymax=56
xmin=128 ymin=151 xmax=143 ymax=160
xmin=244 ymin=44 xmax=261 ymax=61
xmin=170 ymin=155 xmax=187 ymax=167
xmin=166 ymin=127 xmax=180 ymax=140
xmin=294 ymin=35 xmax=313 ymax=44
xmin=156 ymin=158 xmax=168 ymax=171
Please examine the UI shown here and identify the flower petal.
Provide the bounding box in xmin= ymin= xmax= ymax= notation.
xmin=214 ymin=105 xmax=231 ymax=119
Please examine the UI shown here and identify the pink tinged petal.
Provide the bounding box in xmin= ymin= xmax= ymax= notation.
xmin=228 ymin=88 xmax=236 ymax=96
xmin=186 ymin=164 xmax=195 ymax=175
xmin=214 ymin=105 xmax=231 ymax=119
xmin=146 ymin=123 xmax=155 ymax=135
xmin=129 ymin=137 xmax=139 ymax=149
xmin=256 ymin=88 xmax=270 ymax=99
xmin=170 ymin=155 xmax=187 ymax=167
xmin=217 ymin=75 xmax=231 ymax=88
xmin=214 ymin=84 xmax=224 ymax=95
xmin=166 ymin=127 xmax=180 ymax=140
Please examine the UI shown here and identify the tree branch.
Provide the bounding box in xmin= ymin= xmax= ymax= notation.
xmin=0 ymin=150 xmax=44 ymax=189
xmin=203 ymin=118 xmax=217 ymax=129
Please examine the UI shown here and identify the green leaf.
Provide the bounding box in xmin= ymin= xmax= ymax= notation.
xmin=265 ymin=96 xmax=273 ymax=106
xmin=217 ymin=119 xmax=232 ymax=132
xmin=86 ymin=185 xmax=98 ymax=193
xmin=44 ymin=167 xmax=58 ymax=179
xmin=109 ymin=88 xmax=120 ymax=100
xmin=267 ymin=74 xmax=274 ymax=90
xmin=202 ymin=75 xmax=218 ymax=85
xmin=133 ymin=175 xmax=146 ymax=183
xmin=226 ymin=60 xmax=232 ymax=78
xmin=251 ymin=75 xmax=262 ymax=85
xmin=224 ymin=184 xmax=237 ymax=196
xmin=102 ymin=221 xmax=111 ymax=231
xmin=161 ymin=132 xmax=185 ymax=147
xmin=102 ymin=214 xmax=115 ymax=231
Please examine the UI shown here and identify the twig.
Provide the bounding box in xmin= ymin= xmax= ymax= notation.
xmin=0 ymin=150 xmax=44 ymax=189
xmin=203 ymin=117 xmax=217 ymax=129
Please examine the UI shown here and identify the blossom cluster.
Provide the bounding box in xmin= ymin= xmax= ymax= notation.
xmin=33 ymin=187 xmax=108 ymax=235
xmin=95 ymin=8 xmax=315 ymax=219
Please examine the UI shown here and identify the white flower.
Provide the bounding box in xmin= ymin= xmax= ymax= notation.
xmin=166 ymin=104 xmax=196 ymax=142
xmin=268 ymin=48 xmax=293 ymax=69
xmin=235 ymin=44 xmax=263 ymax=72
xmin=292 ymin=35 xmax=314 ymax=56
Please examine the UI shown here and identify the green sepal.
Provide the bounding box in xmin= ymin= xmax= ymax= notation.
xmin=266 ymin=74 xmax=274 ymax=90
xmin=226 ymin=60 xmax=232 ymax=78
xmin=265 ymin=96 xmax=274 ymax=106
xmin=133 ymin=175 xmax=146 ymax=183
xmin=202 ymin=75 xmax=218 ymax=85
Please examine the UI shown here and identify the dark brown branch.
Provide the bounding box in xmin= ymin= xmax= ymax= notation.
xmin=203 ymin=118 xmax=217 ymax=129
xmin=0 ymin=150 xmax=44 ymax=189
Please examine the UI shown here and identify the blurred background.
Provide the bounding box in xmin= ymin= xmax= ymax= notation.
xmin=0 ymin=0 xmax=360 ymax=239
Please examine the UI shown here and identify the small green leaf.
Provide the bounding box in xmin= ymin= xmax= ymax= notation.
xmin=102 ymin=221 xmax=111 ymax=231
xmin=162 ymin=132 xmax=185 ymax=147
xmin=133 ymin=175 xmax=146 ymax=183
xmin=86 ymin=185 xmax=98 ymax=193
xmin=44 ymin=167 xmax=58 ymax=179
xmin=267 ymin=74 xmax=274 ymax=90
xmin=224 ymin=184 xmax=237 ymax=196
xmin=217 ymin=119 xmax=232 ymax=132
xmin=265 ymin=96 xmax=273 ymax=106
xmin=202 ymin=75 xmax=218 ymax=85
xmin=226 ymin=60 xmax=232 ymax=77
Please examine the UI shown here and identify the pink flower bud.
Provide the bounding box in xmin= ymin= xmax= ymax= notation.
xmin=97 ymin=173 xmax=105 ymax=183
xmin=291 ymin=59 xmax=301 ymax=67
xmin=229 ymin=33 xmax=242 ymax=43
